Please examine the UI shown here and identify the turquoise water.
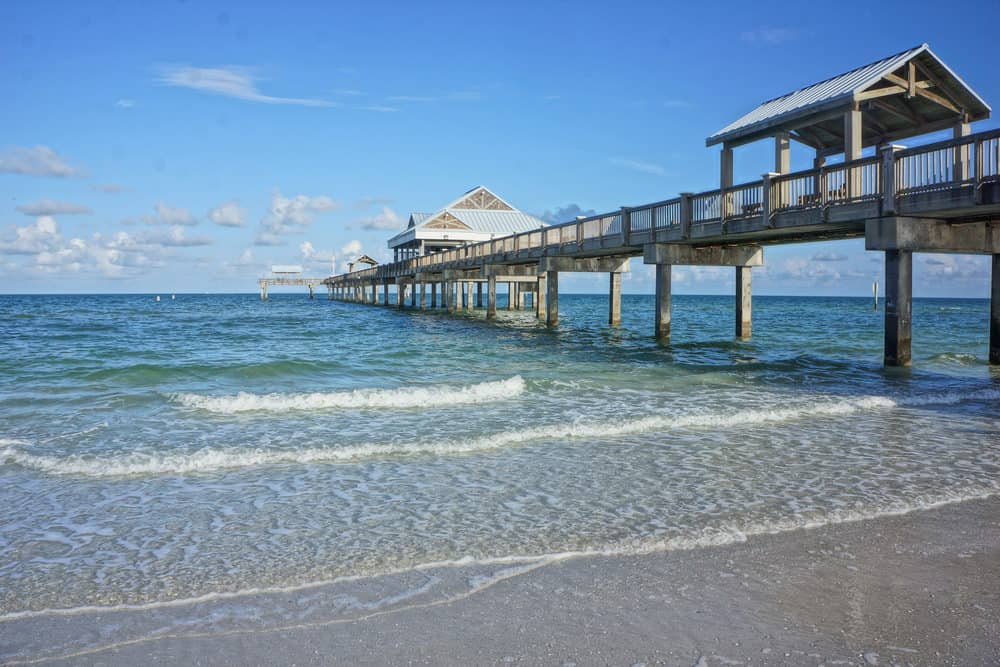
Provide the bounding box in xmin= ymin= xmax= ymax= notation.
xmin=1 ymin=293 xmax=999 ymax=652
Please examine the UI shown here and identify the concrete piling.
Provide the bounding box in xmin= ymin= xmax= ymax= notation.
xmin=884 ymin=249 xmax=913 ymax=367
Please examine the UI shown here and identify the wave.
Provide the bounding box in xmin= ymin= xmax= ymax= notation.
xmin=171 ymin=376 xmax=527 ymax=413
xmin=3 ymin=386 xmax=996 ymax=478
xmin=1 ymin=394 xmax=895 ymax=477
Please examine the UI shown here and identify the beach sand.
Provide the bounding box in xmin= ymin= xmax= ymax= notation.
xmin=29 ymin=496 xmax=1000 ymax=666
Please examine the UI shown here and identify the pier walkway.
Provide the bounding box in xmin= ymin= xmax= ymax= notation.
xmin=258 ymin=276 xmax=324 ymax=300
xmin=319 ymin=45 xmax=1000 ymax=366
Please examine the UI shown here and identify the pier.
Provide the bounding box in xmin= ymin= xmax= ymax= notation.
xmin=321 ymin=45 xmax=1000 ymax=367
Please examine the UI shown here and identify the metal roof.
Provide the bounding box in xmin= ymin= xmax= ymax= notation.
xmin=445 ymin=208 xmax=547 ymax=234
xmin=706 ymin=44 xmax=991 ymax=148
xmin=388 ymin=186 xmax=548 ymax=247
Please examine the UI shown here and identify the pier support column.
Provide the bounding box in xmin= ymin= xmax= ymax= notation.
xmin=655 ymin=264 xmax=671 ymax=339
xmin=609 ymin=272 xmax=622 ymax=326
xmin=410 ymin=283 xmax=417 ymax=308
xmin=260 ymin=282 xmax=268 ymax=301
xmin=487 ymin=276 xmax=497 ymax=320
xmin=546 ymin=271 xmax=559 ymax=327
xmin=419 ymin=282 xmax=427 ymax=310
xmin=466 ymin=281 xmax=474 ymax=310
xmin=398 ymin=284 xmax=406 ymax=308
xmin=507 ymin=283 xmax=514 ymax=310
xmin=735 ymin=266 xmax=752 ymax=339
xmin=991 ymin=255 xmax=1000 ymax=364
xmin=383 ymin=283 xmax=390 ymax=306
xmin=536 ymin=274 xmax=547 ymax=321
xmin=884 ymin=249 xmax=913 ymax=367
xmin=445 ymin=281 xmax=455 ymax=313
xmin=309 ymin=284 xmax=315 ymax=299
xmin=476 ymin=282 xmax=483 ymax=308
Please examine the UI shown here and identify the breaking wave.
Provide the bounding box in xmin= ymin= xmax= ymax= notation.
xmin=171 ymin=376 xmax=527 ymax=413
xmin=3 ymin=387 xmax=996 ymax=478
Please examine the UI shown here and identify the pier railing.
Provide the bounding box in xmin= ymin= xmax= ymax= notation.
xmin=331 ymin=128 xmax=1000 ymax=284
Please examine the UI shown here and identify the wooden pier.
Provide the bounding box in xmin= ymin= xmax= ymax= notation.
xmin=320 ymin=45 xmax=1000 ymax=367
xmin=259 ymin=276 xmax=324 ymax=300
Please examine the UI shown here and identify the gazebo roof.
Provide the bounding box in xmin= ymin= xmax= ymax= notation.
xmin=387 ymin=186 xmax=547 ymax=248
xmin=706 ymin=44 xmax=990 ymax=153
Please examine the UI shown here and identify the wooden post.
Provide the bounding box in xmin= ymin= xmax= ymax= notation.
xmin=845 ymin=106 xmax=863 ymax=199
xmin=774 ymin=131 xmax=790 ymax=174
xmin=609 ymin=272 xmax=622 ymax=326
xmin=954 ymin=120 xmax=971 ymax=182
xmin=655 ymin=264 xmax=671 ymax=339
xmin=679 ymin=192 xmax=693 ymax=240
xmin=884 ymin=249 xmax=913 ymax=367
xmin=546 ymin=271 xmax=559 ymax=326
xmin=487 ymin=276 xmax=497 ymax=320
xmin=736 ymin=266 xmax=752 ymax=339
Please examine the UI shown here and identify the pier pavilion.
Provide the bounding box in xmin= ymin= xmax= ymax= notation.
xmin=322 ymin=44 xmax=1000 ymax=367
xmin=387 ymin=186 xmax=549 ymax=262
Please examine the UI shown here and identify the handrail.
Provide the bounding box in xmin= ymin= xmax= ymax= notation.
xmin=324 ymin=128 xmax=1000 ymax=284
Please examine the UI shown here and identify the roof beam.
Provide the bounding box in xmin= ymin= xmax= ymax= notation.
xmin=855 ymin=84 xmax=907 ymax=102
xmin=872 ymin=97 xmax=924 ymax=126
xmin=913 ymin=59 xmax=968 ymax=114
xmin=883 ymin=70 xmax=961 ymax=115
xmin=789 ymin=129 xmax=822 ymax=150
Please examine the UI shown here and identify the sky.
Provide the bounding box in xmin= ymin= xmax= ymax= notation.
xmin=1 ymin=0 xmax=998 ymax=296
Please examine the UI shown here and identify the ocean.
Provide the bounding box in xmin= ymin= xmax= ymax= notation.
xmin=1 ymin=292 xmax=998 ymax=660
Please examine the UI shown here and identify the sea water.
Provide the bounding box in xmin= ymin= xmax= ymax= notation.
xmin=1 ymin=293 xmax=998 ymax=660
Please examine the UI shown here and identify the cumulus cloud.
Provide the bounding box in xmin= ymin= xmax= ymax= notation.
xmin=812 ymin=252 xmax=847 ymax=262
xmin=159 ymin=65 xmax=334 ymax=107
xmin=208 ymin=200 xmax=246 ymax=227
xmin=919 ymin=254 xmax=989 ymax=281
xmin=0 ymin=145 xmax=82 ymax=177
xmin=149 ymin=226 xmax=213 ymax=247
xmin=133 ymin=202 xmax=197 ymax=226
xmin=0 ymin=217 xmax=175 ymax=279
xmin=15 ymin=199 xmax=92 ymax=216
xmin=254 ymin=190 xmax=338 ymax=244
xmin=539 ymin=204 xmax=597 ymax=224
xmin=609 ymin=157 xmax=668 ymax=177
xmin=358 ymin=206 xmax=402 ymax=230
xmin=300 ymin=241 xmax=337 ymax=273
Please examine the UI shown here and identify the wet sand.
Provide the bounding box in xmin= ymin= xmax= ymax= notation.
xmin=26 ymin=496 xmax=1000 ymax=666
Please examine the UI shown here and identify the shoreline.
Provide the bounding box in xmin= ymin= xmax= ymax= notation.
xmin=12 ymin=494 xmax=1000 ymax=666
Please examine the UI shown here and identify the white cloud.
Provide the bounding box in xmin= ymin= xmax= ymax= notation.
xmin=0 ymin=145 xmax=82 ymax=177
xmin=145 ymin=202 xmax=197 ymax=226
xmin=357 ymin=105 xmax=399 ymax=113
xmin=208 ymin=200 xmax=246 ymax=227
xmin=159 ymin=65 xmax=335 ymax=107
xmin=387 ymin=95 xmax=435 ymax=103
xmin=812 ymin=252 xmax=847 ymax=262
xmin=116 ymin=99 xmax=135 ymax=108
xmin=0 ymin=218 xmax=172 ymax=279
xmin=338 ymin=240 xmax=363 ymax=270
xmin=150 ymin=225 xmax=213 ymax=247
xmin=358 ymin=206 xmax=403 ymax=230
xmin=255 ymin=190 xmax=338 ymax=243
xmin=300 ymin=241 xmax=336 ymax=273
xmin=16 ymin=199 xmax=92 ymax=216
xmin=609 ymin=157 xmax=668 ymax=177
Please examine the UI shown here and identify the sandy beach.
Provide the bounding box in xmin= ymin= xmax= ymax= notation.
xmin=12 ymin=495 xmax=992 ymax=666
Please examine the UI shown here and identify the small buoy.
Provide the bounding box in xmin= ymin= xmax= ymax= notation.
xmin=155 ymin=295 xmax=161 ymax=302
xmin=171 ymin=294 xmax=176 ymax=300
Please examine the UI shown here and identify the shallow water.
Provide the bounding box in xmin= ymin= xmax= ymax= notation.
xmin=1 ymin=292 xmax=998 ymax=658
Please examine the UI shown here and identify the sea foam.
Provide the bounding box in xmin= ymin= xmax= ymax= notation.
xmin=171 ymin=376 xmax=526 ymax=413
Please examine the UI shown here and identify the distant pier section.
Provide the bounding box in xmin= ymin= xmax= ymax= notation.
xmin=259 ymin=265 xmax=323 ymax=300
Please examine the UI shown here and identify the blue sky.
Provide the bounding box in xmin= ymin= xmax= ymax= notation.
xmin=1 ymin=0 xmax=997 ymax=296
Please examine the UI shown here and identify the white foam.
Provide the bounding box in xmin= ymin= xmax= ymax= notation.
xmin=1 ymin=394 xmax=899 ymax=477
xmin=896 ymin=387 xmax=1000 ymax=407
xmin=171 ymin=376 xmax=526 ymax=413
xmin=1 ymin=483 xmax=993 ymax=624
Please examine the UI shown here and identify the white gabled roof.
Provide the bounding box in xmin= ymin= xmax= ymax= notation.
xmin=388 ymin=186 xmax=548 ymax=248
xmin=707 ymin=44 xmax=991 ymax=148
